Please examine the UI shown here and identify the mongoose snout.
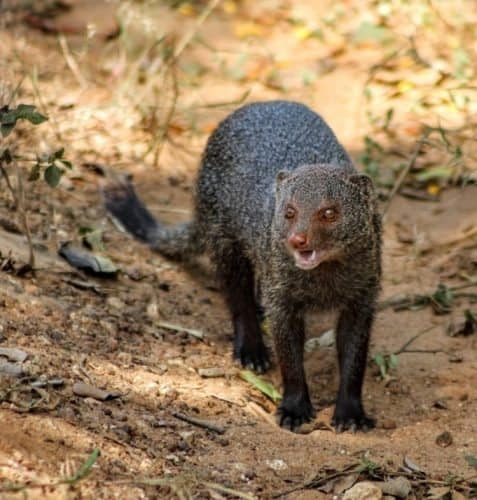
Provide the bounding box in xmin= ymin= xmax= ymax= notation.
xmin=288 ymin=232 xmax=308 ymax=249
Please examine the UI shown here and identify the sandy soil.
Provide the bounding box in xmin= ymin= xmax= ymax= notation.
xmin=1 ymin=1 xmax=477 ymax=498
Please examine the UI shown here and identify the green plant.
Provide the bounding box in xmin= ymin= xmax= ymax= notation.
xmin=0 ymin=103 xmax=71 ymax=270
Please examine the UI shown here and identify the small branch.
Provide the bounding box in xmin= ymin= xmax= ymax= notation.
xmin=398 ymin=349 xmax=444 ymax=354
xmin=15 ymin=164 xmax=35 ymax=270
xmin=30 ymin=69 xmax=62 ymax=141
xmin=155 ymin=64 xmax=179 ymax=167
xmin=142 ymin=0 xmax=223 ymax=165
xmin=426 ymin=226 xmax=477 ymax=254
xmin=0 ymin=161 xmax=35 ymax=270
xmin=173 ymin=0 xmax=223 ymax=60
xmin=383 ymin=130 xmax=429 ymax=216
xmin=58 ymin=35 xmax=87 ymax=88
xmin=394 ymin=326 xmax=436 ymax=355
xmin=0 ymin=164 xmax=15 ymax=195
xmin=171 ymin=411 xmax=226 ymax=434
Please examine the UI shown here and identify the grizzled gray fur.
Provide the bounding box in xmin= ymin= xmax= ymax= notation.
xmin=104 ymin=100 xmax=382 ymax=432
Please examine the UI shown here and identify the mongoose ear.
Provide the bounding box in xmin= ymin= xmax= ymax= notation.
xmin=276 ymin=170 xmax=290 ymax=183
xmin=348 ymin=174 xmax=375 ymax=197
xmin=275 ymin=170 xmax=290 ymax=192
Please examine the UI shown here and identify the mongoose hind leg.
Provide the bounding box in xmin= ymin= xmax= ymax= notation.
xmin=332 ymin=302 xmax=376 ymax=432
xmin=214 ymin=244 xmax=271 ymax=373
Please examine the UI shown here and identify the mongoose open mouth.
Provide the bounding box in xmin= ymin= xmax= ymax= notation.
xmin=293 ymin=249 xmax=330 ymax=270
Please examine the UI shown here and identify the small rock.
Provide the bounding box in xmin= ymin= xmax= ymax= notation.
xmin=343 ymin=481 xmax=382 ymax=500
xmin=198 ymin=367 xmax=227 ymax=378
xmin=379 ymin=477 xmax=412 ymax=498
xmin=107 ymin=297 xmax=125 ymax=310
xmin=165 ymin=453 xmax=180 ymax=465
xmin=179 ymin=430 xmax=195 ymax=446
xmin=146 ymin=301 xmax=159 ymax=321
xmin=381 ymin=418 xmax=397 ymax=430
xmin=100 ymin=320 xmax=117 ymax=336
xmin=217 ymin=437 xmax=229 ymax=446
xmin=265 ymin=459 xmax=288 ymax=471
xmin=0 ymin=347 xmax=28 ymax=362
xmin=0 ymin=361 xmax=23 ymax=377
xmin=436 ymin=430 xmax=453 ymax=447
xmin=177 ymin=439 xmax=191 ymax=452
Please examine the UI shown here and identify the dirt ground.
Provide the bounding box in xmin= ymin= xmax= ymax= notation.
xmin=1 ymin=1 xmax=477 ymax=498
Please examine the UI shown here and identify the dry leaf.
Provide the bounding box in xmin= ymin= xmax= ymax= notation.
xmin=234 ymin=22 xmax=263 ymax=39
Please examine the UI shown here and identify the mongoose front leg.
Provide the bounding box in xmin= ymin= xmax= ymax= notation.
xmin=271 ymin=303 xmax=314 ymax=431
xmin=332 ymin=301 xmax=376 ymax=432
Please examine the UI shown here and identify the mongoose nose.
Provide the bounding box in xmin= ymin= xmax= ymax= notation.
xmin=288 ymin=232 xmax=308 ymax=249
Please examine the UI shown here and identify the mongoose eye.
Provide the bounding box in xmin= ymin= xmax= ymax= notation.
xmin=320 ymin=207 xmax=339 ymax=222
xmin=285 ymin=206 xmax=296 ymax=219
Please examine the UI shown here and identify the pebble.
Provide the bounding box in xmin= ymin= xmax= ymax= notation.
xmin=107 ymin=297 xmax=125 ymax=310
xmin=381 ymin=418 xmax=397 ymax=430
xmin=343 ymin=481 xmax=382 ymax=500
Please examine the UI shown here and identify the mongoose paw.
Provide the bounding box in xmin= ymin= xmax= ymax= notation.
xmin=276 ymin=397 xmax=315 ymax=432
xmin=233 ymin=342 xmax=271 ymax=374
xmin=331 ymin=412 xmax=375 ymax=433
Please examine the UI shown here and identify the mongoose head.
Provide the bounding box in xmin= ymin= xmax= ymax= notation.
xmin=274 ymin=164 xmax=376 ymax=271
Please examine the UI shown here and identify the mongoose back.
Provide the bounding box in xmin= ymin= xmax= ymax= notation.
xmin=104 ymin=100 xmax=382 ymax=431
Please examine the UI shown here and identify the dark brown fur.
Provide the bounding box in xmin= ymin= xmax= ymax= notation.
xmin=103 ymin=101 xmax=382 ymax=431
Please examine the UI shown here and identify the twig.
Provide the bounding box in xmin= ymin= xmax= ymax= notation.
xmin=426 ymin=0 xmax=454 ymax=29
xmin=424 ymin=225 xmax=477 ymax=254
xmin=273 ymin=464 xmax=360 ymax=498
xmin=365 ymin=47 xmax=404 ymax=88
xmin=58 ymin=35 xmax=87 ymax=88
xmin=173 ymin=0 xmax=223 ymax=61
xmin=398 ymin=348 xmax=444 ymax=354
xmin=383 ymin=131 xmax=429 ymax=216
xmin=0 ymin=161 xmax=35 ymax=270
xmin=15 ymin=163 xmax=35 ymax=270
xmin=0 ymin=164 xmax=15 ymax=194
xmin=204 ymin=481 xmax=257 ymax=500
xmin=154 ymin=64 xmax=179 ymax=167
xmin=145 ymin=0 xmax=223 ymax=165
xmin=394 ymin=325 xmax=438 ymax=355
xmin=6 ymin=76 xmax=25 ymax=107
xmin=150 ymin=205 xmax=191 ymax=215
xmin=156 ymin=321 xmax=204 ymax=339
xmin=192 ymin=89 xmax=252 ymax=109
xmin=30 ymin=68 xmax=62 ymax=141
xmin=171 ymin=411 xmax=226 ymax=434
xmin=451 ymin=280 xmax=477 ymax=292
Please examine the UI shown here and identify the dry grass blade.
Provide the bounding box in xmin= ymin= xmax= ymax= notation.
xmin=63 ymin=448 xmax=101 ymax=485
xmin=203 ymin=481 xmax=257 ymax=500
xmin=156 ymin=321 xmax=204 ymax=339
xmin=58 ymin=35 xmax=87 ymax=88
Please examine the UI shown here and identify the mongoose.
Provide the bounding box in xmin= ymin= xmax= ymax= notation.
xmin=103 ymin=100 xmax=382 ymax=432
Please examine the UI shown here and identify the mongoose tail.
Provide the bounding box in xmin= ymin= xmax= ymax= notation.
xmin=102 ymin=177 xmax=203 ymax=261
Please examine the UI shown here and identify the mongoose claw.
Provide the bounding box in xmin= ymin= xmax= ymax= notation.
xmin=331 ymin=414 xmax=376 ymax=433
xmin=276 ymin=398 xmax=315 ymax=432
xmin=233 ymin=341 xmax=271 ymax=373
